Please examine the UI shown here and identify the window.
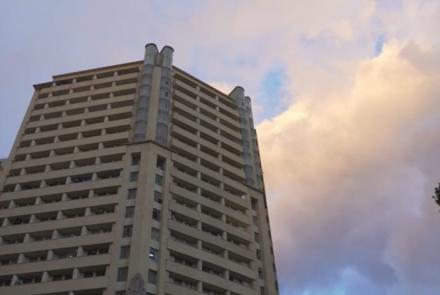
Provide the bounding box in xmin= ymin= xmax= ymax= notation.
xmin=155 ymin=174 xmax=163 ymax=185
xmin=122 ymin=225 xmax=133 ymax=238
xmin=148 ymin=270 xmax=157 ymax=284
xmin=127 ymin=188 xmax=137 ymax=199
xmin=120 ymin=246 xmax=131 ymax=259
xmin=152 ymin=209 xmax=160 ymax=221
xmin=131 ymin=153 xmax=141 ymax=165
xmin=153 ymin=191 xmax=162 ymax=203
xmin=125 ymin=206 xmax=135 ymax=218
xmin=117 ymin=267 xmax=128 ymax=281
xmin=156 ymin=156 xmax=166 ymax=170
xmin=130 ymin=172 xmax=138 ymax=182
xmin=148 ymin=247 xmax=159 ymax=261
xmin=151 ymin=227 xmax=160 ymax=241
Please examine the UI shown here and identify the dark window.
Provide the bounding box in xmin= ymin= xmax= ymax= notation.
xmin=155 ymin=174 xmax=163 ymax=185
xmin=117 ymin=267 xmax=128 ymax=281
xmin=125 ymin=206 xmax=135 ymax=218
xmin=154 ymin=191 xmax=162 ymax=203
xmin=130 ymin=172 xmax=138 ymax=182
xmin=127 ymin=188 xmax=137 ymax=199
xmin=120 ymin=246 xmax=131 ymax=259
xmin=148 ymin=270 xmax=157 ymax=284
xmin=151 ymin=227 xmax=160 ymax=241
xmin=122 ymin=225 xmax=132 ymax=237
xmin=156 ymin=156 xmax=166 ymax=170
xmin=131 ymin=153 xmax=141 ymax=165
xmin=152 ymin=209 xmax=160 ymax=221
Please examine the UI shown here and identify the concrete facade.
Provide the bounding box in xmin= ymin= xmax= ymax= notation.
xmin=0 ymin=44 xmax=279 ymax=295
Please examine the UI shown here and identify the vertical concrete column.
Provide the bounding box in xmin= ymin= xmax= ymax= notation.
xmin=23 ymin=233 xmax=31 ymax=243
xmin=1 ymin=218 xmax=9 ymax=226
xmin=133 ymin=44 xmax=158 ymax=142
xmin=8 ymin=200 xmax=15 ymax=208
xmin=17 ymin=253 xmax=26 ymax=263
xmin=72 ymin=268 xmax=80 ymax=280
xmin=11 ymin=274 xmax=19 ymax=286
xmin=41 ymin=271 xmax=49 ymax=283
xmin=92 ymin=172 xmax=98 ymax=181
xmin=77 ymin=246 xmax=84 ymax=257
xmin=155 ymin=46 xmax=174 ymax=145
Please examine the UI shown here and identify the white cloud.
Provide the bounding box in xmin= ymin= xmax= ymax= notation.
xmin=258 ymin=42 xmax=440 ymax=294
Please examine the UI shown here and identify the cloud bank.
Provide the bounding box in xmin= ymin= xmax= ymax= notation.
xmin=259 ymin=42 xmax=440 ymax=295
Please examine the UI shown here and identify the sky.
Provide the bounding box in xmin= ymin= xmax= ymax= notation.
xmin=1 ymin=1 xmax=440 ymax=294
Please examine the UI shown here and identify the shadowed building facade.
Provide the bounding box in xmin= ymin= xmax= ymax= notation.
xmin=0 ymin=44 xmax=279 ymax=295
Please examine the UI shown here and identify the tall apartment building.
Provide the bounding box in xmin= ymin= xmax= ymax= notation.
xmin=0 ymin=44 xmax=279 ymax=295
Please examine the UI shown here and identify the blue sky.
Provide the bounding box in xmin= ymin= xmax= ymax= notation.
xmin=2 ymin=1 xmax=440 ymax=294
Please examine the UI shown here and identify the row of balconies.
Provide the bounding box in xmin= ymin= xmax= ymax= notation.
xmin=3 ymin=169 xmax=122 ymax=193
xmin=0 ymin=204 xmax=116 ymax=231
xmin=172 ymin=112 xmax=243 ymax=158
xmin=0 ymin=264 xmax=107 ymax=287
xmin=0 ymin=242 xmax=110 ymax=269
xmin=37 ymin=67 xmax=139 ymax=94
xmin=0 ymin=222 xmax=112 ymax=249
xmin=171 ymin=194 xmax=248 ymax=233
xmin=28 ymin=98 xmax=133 ymax=127
xmin=18 ymin=125 xmax=130 ymax=153
xmin=169 ymin=210 xmax=251 ymax=253
xmin=12 ymin=137 xmax=129 ymax=164
xmin=172 ymin=95 xmax=241 ymax=143
xmin=171 ymin=181 xmax=248 ymax=225
xmin=171 ymin=176 xmax=248 ymax=225
xmin=172 ymin=166 xmax=246 ymax=204
xmin=23 ymin=109 xmax=131 ymax=141
xmin=173 ymin=103 xmax=241 ymax=144
xmin=0 ymin=187 xmax=118 ymax=215
xmin=173 ymin=89 xmax=241 ymax=136
xmin=167 ymin=258 xmax=254 ymax=295
xmin=32 ymin=91 xmax=135 ymax=122
xmin=173 ymin=77 xmax=240 ymax=122
xmin=168 ymin=232 xmax=257 ymax=282
xmin=38 ymin=75 xmax=138 ymax=102
xmin=172 ymin=156 xmax=245 ymax=192
xmin=173 ymin=72 xmax=239 ymax=114
xmin=170 ymin=134 xmax=243 ymax=176
xmin=7 ymin=153 xmax=124 ymax=179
